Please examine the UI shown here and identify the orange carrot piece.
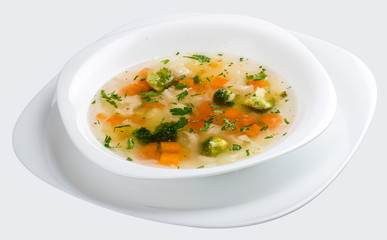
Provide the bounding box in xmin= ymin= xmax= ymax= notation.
xmin=192 ymin=83 xmax=209 ymax=93
xmin=160 ymin=142 xmax=181 ymax=153
xmin=210 ymin=76 xmax=229 ymax=88
xmin=242 ymin=124 xmax=261 ymax=138
xmin=261 ymin=113 xmax=283 ymax=128
xmin=223 ymin=108 xmax=242 ymax=122
xmin=248 ymin=79 xmax=269 ymax=89
xmin=105 ymin=114 xmax=125 ymax=126
xmin=126 ymin=114 xmax=146 ymax=124
xmin=137 ymin=67 xmax=152 ymax=80
xmin=96 ymin=113 xmax=107 ymax=121
xmin=196 ymin=101 xmax=213 ymax=116
xmin=139 ymin=143 xmax=160 ymax=160
xmin=179 ymin=78 xmax=194 ymax=88
xmin=237 ymin=113 xmax=259 ymax=128
xmin=120 ymin=80 xmax=152 ymax=96
xmin=159 ymin=152 xmax=180 ymax=166
xmin=189 ymin=115 xmax=206 ymax=131
xmin=119 ymin=68 xmax=153 ymax=96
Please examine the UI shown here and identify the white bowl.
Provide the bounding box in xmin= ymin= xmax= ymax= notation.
xmin=56 ymin=14 xmax=337 ymax=180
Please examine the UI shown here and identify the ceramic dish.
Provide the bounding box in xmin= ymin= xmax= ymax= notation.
xmin=13 ymin=26 xmax=376 ymax=227
xmin=56 ymin=14 xmax=336 ymax=179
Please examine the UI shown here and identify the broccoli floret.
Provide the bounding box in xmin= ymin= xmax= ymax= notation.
xmin=152 ymin=122 xmax=178 ymax=142
xmin=213 ymin=88 xmax=236 ymax=106
xmin=132 ymin=127 xmax=153 ymax=144
xmin=146 ymin=67 xmax=175 ymax=92
xmin=201 ymin=136 xmax=229 ymax=157
xmin=243 ymin=87 xmax=275 ymax=111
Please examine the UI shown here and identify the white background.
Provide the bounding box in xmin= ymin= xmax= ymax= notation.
xmin=1 ymin=0 xmax=386 ymax=239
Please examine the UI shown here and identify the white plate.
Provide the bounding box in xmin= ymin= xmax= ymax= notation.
xmin=13 ymin=31 xmax=376 ymax=228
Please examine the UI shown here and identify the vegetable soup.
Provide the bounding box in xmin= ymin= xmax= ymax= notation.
xmin=88 ymin=53 xmax=295 ymax=169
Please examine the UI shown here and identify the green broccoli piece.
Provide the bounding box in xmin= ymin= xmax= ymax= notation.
xmin=152 ymin=122 xmax=178 ymax=142
xmin=243 ymin=87 xmax=275 ymax=111
xmin=213 ymin=88 xmax=236 ymax=106
xmin=201 ymin=136 xmax=229 ymax=157
xmin=132 ymin=127 xmax=153 ymax=144
xmin=146 ymin=67 xmax=175 ymax=92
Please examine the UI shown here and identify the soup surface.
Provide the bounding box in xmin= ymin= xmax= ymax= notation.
xmin=88 ymin=53 xmax=295 ymax=169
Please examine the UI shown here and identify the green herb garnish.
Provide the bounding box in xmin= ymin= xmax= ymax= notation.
xmin=264 ymin=135 xmax=273 ymax=139
xmin=239 ymin=123 xmax=254 ymax=132
xmin=91 ymin=100 xmax=96 ymax=104
xmin=260 ymin=125 xmax=268 ymax=131
xmin=232 ymin=144 xmax=242 ymax=151
xmin=221 ymin=118 xmax=236 ymax=131
xmin=104 ymin=135 xmax=112 ymax=148
xmin=246 ymin=149 xmax=250 ymax=156
xmin=183 ymin=54 xmax=211 ymax=63
xmin=127 ymin=157 xmax=133 ymax=161
xmin=114 ymin=124 xmax=131 ymax=131
xmin=175 ymin=82 xmax=189 ymax=89
xmin=127 ymin=138 xmax=135 ymax=149
xmin=101 ymin=90 xmax=122 ymax=108
xmin=176 ymin=90 xmax=188 ymax=101
xmin=170 ymin=107 xmax=192 ymax=115
xmin=246 ymin=68 xmax=267 ymax=81
xmin=284 ymin=118 xmax=290 ymax=124
xmin=160 ymin=59 xmax=170 ymax=64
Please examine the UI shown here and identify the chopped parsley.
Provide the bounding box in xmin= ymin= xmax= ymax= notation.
xmin=104 ymin=135 xmax=112 ymax=148
xmin=127 ymin=138 xmax=135 ymax=149
xmin=101 ymin=90 xmax=122 ymax=108
xmin=91 ymin=100 xmax=96 ymax=104
xmin=197 ymin=165 xmax=204 ymax=169
xmin=175 ymin=117 xmax=189 ymax=129
xmin=176 ymin=90 xmax=188 ymax=101
xmin=114 ymin=124 xmax=131 ymax=131
xmin=284 ymin=118 xmax=290 ymax=124
xmin=134 ymin=75 xmax=139 ymax=80
xmin=218 ymin=53 xmax=223 ymax=56
xmin=200 ymin=115 xmax=217 ymax=132
xmin=283 ymin=132 xmax=288 ymax=136
xmin=239 ymin=123 xmax=254 ymax=132
xmin=260 ymin=125 xmax=268 ymax=131
xmin=210 ymin=105 xmax=220 ymax=108
xmin=246 ymin=149 xmax=250 ymax=156
xmin=160 ymin=59 xmax=170 ymax=64
xmin=142 ymin=96 xmax=162 ymax=102
xmin=126 ymin=157 xmax=133 ymax=161
xmin=179 ymin=74 xmax=186 ymax=80
xmin=175 ymin=82 xmax=189 ymax=89
xmin=280 ymin=91 xmax=287 ymax=98
xmin=170 ymin=107 xmax=192 ymax=115
xmin=246 ymin=68 xmax=267 ymax=81
xmin=240 ymin=58 xmax=244 ymax=62
xmin=176 ymin=52 xmax=180 ymax=55
xmin=271 ymin=108 xmax=280 ymax=114
xmin=221 ymin=118 xmax=236 ymax=131
xmin=264 ymin=135 xmax=274 ymax=139
xmin=212 ymin=109 xmax=225 ymax=113
xmin=161 ymin=116 xmax=166 ymax=124
xmin=190 ymin=93 xmax=203 ymax=97
xmin=232 ymin=144 xmax=242 ymax=151
xmin=183 ymin=54 xmax=211 ymax=63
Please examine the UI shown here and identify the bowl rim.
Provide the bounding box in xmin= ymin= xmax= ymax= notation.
xmin=56 ymin=13 xmax=337 ymax=180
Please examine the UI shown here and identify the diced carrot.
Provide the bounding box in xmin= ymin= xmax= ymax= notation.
xmin=105 ymin=114 xmax=125 ymax=126
xmin=242 ymin=124 xmax=261 ymax=138
xmin=179 ymin=78 xmax=194 ymax=88
xmin=96 ymin=113 xmax=107 ymax=121
xmin=222 ymin=108 xmax=242 ymax=122
xmin=120 ymin=80 xmax=152 ymax=96
xmin=159 ymin=152 xmax=180 ymax=166
xmin=139 ymin=143 xmax=160 ymax=160
xmin=261 ymin=113 xmax=283 ymax=128
xmin=127 ymin=114 xmax=146 ymax=124
xmin=192 ymin=83 xmax=209 ymax=93
xmin=195 ymin=101 xmax=213 ymax=117
xmin=237 ymin=113 xmax=259 ymax=128
xmin=248 ymin=79 xmax=269 ymax=89
xmin=189 ymin=115 xmax=206 ymax=131
xmin=137 ymin=67 xmax=152 ymax=80
xmin=179 ymin=148 xmax=190 ymax=160
xmin=210 ymin=76 xmax=229 ymax=88
xmin=144 ymin=101 xmax=165 ymax=109
xmin=119 ymin=68 xmax=153 ymax=96
xmin=160 ymin=142 xmax=181 ymax=153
